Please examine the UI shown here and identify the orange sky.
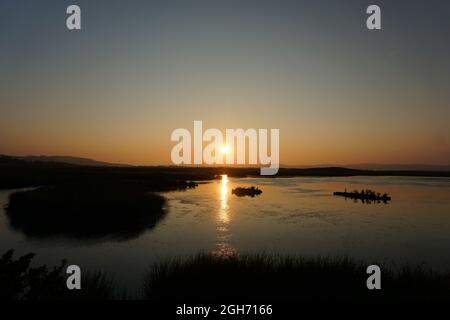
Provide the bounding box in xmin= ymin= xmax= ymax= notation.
xmin=1 ymin=1 xmax=449 ymax=166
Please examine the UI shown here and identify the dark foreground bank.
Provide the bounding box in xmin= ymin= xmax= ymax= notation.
xmin=2 ymin=250 xmax=450 ymax=301
xmin=144 ymin=253 xmax=450 ymax=301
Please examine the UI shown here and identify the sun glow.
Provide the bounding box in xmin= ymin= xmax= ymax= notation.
xmin=221 ymin=144 xmax=230 ymax=155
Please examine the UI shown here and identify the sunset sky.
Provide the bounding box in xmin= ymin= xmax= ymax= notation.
xmin=1 ymin=0 xmax=449 ymax=166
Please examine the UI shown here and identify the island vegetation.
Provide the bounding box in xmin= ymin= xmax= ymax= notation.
xmin=333 ymin=189 xmax=391 ymax=204
xmin=5 ymin=182 xmax=170 ymax=240
xmin=232 ymin=186 xmax=263 ymax=197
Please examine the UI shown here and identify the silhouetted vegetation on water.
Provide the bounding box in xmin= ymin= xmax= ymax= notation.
xmin=334 ymin=189 xmax=391 ymax=204
xmin=0 ymin=249 xmax=117 ymax=300
xmin=232 ymin=186 xmax=263 ymax=197
xmin=5 ymin=182 xmax=167 ymax=240
xmin=144 ymin=253 xmax=450 ymax=301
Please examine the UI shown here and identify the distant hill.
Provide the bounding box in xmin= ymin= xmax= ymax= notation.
xmin=344 ymin=163 xmax=450 ymax=172
xmin=1 ymin=154 xmax=449 ymax=172
xmin=282 ymin=163 xmax=450 ymax=172
xmin=0 ymin=155 xmax=131 ymax=167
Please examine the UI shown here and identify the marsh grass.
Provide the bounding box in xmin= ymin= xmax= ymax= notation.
xmin=143 ymin=253 xmax=450 ymax=300
xmin=0 ymin=249 xmax=118 ymax=300
xmin=3 ymin=250 xmax=450 ymax=300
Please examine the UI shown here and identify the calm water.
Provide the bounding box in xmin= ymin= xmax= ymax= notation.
xmin=1 ymin=176 xmax=450 ymax=293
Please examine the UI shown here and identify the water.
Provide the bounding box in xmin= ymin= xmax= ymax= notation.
xmin=1 ymin=175 xmax=450 ymax=294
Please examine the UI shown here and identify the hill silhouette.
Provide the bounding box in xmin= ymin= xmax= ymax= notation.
xmin=0 ymin=154 xmax=130 ymax=167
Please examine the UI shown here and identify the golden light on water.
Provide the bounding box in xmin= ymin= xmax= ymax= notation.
xmin=219 ymin=174 xmax=229 ymax=224
xmin=213 ymin=174 xmax=236 ymax=256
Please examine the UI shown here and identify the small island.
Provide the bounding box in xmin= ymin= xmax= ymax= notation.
xmin=333 ymin=189 xmax=391 ymax=204
xmin=5 ymin=182 xmax=169 ymax=240
xmin=232 ymin=186 xmax=262 ymax=197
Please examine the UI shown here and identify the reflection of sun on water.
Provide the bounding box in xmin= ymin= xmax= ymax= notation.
xmin=219 ymin=174 xmax=229 ymax=223
xmin=213 ymin=174 xmax=236 ymax=256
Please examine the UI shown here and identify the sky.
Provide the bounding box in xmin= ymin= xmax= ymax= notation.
xmin=0 ymin=0 xmax=449 ymax=166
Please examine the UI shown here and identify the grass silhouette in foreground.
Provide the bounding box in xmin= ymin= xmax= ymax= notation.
xmin=2 ymin=250 xmax=450 ymax=300
xmin=144 ymin=253 xmax=450 ymax=300
xmin=334 ymin=189 xmax=391 ymax=204
xmin=0 ymin=249 xmax=117 ymax=300
xmin=5 ymin=182 xmax=167 ymax=240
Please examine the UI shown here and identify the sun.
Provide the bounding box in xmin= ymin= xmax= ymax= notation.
xmin=221 ymin=144 xmax=230 ymax=154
